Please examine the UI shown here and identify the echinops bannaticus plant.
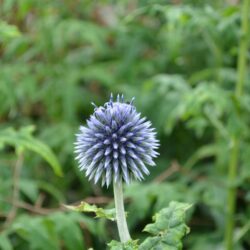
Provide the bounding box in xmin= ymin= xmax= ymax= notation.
xmin=75 ymin=94 xmax=159 ymax=186
xmin=74 ymin=94 xmax=159 ymax=242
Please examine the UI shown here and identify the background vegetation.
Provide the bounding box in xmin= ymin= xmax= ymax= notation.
xmin=0 ymin=0 xmax=249 ymax=249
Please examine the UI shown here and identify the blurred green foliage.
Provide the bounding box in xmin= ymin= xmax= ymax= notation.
xmin=0 ymin=0 xmax=250 ymax=249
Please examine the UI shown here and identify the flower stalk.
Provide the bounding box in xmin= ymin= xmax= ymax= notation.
xmin=113 ymin=181 xmax=131 ymax=242
xmin=224 ymin=0 xmax=250 ymax=249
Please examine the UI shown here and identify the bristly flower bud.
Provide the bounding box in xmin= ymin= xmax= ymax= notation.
xmin=74 ymin=94 xmax=159 ymax=187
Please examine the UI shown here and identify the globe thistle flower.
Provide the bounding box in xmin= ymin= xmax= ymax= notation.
xmin=75 ymin=94 xmax=159 ymax=187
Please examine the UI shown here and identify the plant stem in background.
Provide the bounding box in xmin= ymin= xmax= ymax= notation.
xmin=4 ymin=153 xmax=24 ymax=227
xmin=113 ymin=181 xmax=131 ymax=242
xmin=224 ymin=0 xmax=250 ymax=249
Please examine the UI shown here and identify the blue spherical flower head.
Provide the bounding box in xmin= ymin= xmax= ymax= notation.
xmin=75 ymin=94 xmax=159 ymax=187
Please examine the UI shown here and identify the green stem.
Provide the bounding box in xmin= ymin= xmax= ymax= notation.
xmin=225 ymin=137 xmax=239 ymax=250
xmin=235 ymin=0 xmax=250 ymax=98
xmin=224 ymin=1 xmax=250 ymax=249
xmin=113 ymin=181 xmax=131 ymax=242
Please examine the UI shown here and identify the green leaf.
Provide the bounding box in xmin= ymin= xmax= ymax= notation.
xmin=184 ymin=144 xmax=220 ymax=169
xmin=139 ymin=201 xmax=192 ymax=250
xmin=65 ymin=201 xmax=116 ymax=221
xmin=108 ymin=240 xmax=139 ymax=250
xmin=9 ymin=212 xmax=88 ymax=250
xmin=0 ymin=233 xmax=13 ymax=250
xmin=0 ymin=21 xmax=20 ymax=42
xmin=50 ymin=213 xmax=85 ymax=250
xmin=12 ymin=215 xmax=60 ymax=250
xmin=0 ymin=126 xmax=63 ymax=176
xmin=19 ymin=179 xmax=39 ymax=202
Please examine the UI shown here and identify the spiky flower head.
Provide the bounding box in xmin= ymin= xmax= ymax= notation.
xmin=75 ymin=94 xmax=159 ymax=187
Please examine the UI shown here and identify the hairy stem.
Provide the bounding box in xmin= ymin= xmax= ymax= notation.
xmin=113 ymin=181 xmax=131 ymax=242
xmin=224 ymin=0 xmax=250 ymax=249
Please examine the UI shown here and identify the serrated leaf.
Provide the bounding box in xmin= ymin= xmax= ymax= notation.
xmin=138 ymin=237 xmax=161 ymax=250
xmin=139 ymin=201 xmax=191 ymax=250
xmin=65 ymin=201 xmax=116 ymax=221
xmin=108 ymin=240 xmax=139 ymax=250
